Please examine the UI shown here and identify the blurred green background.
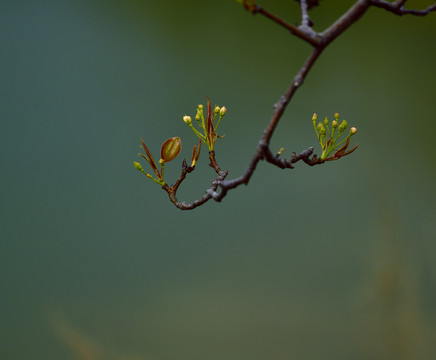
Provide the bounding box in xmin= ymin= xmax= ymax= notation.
xmin=1 ymin=0 xmax=436 ymax=359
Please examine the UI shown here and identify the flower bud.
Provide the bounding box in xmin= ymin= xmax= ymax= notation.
xmin=183 ymin=115 xmax=192 ymax=125
xmin=160 ymin=137 xmax=182 ymax=162
xmin=219 ymin=106 xmax=227 ymax=116
xmin=339 ymin=120 xmax=347 ymax=132
xmin=317 ymin=122 xmax=326 ymax=135
xmin=214 ymin=106 xmax=220 ymax=113
xmin=312 ymin=113 xmax=317 ymax=122
xmin=195 ymin=114 xmax=200 ymax=121
xmin=350 ymin=127 xmax=357 ymax=135
xmin=324 ymin=117 xmax=329 ymax=126
xmin=133 ymin=161 xmax=143 ymax=171
xmin=332 ymin=120 xmax=338 ymax=128
xmin=334 ymin=113 xmax=339 ymax=121
xmin=159 ymin=158 xmax=165 ymax=166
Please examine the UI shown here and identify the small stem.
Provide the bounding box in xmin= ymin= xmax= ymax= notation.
xmin=189 ymin=123 xmax=206 ymax=140
xmin=214 ymin=114 xmax=224 ymax=131
xmin=300 ymin=0 xmax=310 ymax=27
xmin=255 ymin=4 xmax=320 ymax=47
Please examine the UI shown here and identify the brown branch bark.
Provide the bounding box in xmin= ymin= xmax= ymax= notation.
xmin=163 ymin=152 xmax=228 ymax=210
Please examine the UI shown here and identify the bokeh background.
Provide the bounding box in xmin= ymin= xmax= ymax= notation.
xmin=1 ymin=0 xmax=436 ymax=359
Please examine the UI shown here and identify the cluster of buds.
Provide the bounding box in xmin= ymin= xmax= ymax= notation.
xmin=133 ymin=97 xmax=226 ymax=186
xmin=133 ymin=137 xmax=183 ymax=186
xmin=312 ymin=113 xmax=358 ymax=161
xmin=183 ymin=97 xmax=227 ymax=151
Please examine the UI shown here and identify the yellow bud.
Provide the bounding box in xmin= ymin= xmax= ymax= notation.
xmin=133 ymin=161 xmax=143 ymax=171
xmin=183 ymin=115 xmax=192 ymax=125
xmin=334 ymin=113 xmax=339 ymax=120
xmin=219 ymin=106 xmax=227 ymax=116
xmin=312 ymin=113 xmax=317 ymax=121
xmin=198 ymin=104 xmax=203 ymax=109
xmin=332 ymin=120 xmax=338 ymax=128
xmin=214 ymin=106 xmax=220 ymax=113
xmin=350 ymin=127 xmax=357 ymax=135
xmin=339 ymin=120 xmax=347 ymax=132
xmin=317 ymin=122 xmax=326 ymax=135
xmin=159 ymin=158 xmax=165 ymax=165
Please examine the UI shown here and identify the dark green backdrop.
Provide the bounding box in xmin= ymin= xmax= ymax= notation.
xmin=1 ymin=0 xmax=435 ymax=359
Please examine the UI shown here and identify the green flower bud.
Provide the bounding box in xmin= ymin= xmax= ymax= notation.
xmin=334 ymin=113 xmax=339 ymax=121
xmin=332 ymin=120 xmax=338 ymax=128
xmin=339 ymin=120 xmax=347 ymax=132
xmin=159 ymin=158 xmax=165 ymax=166
xmin=133 ymin=161 xmax=143 ymax=171
xmin=195 ymin=114 xmax=200 ymax=121
xmin=183 ymin=115 xmax=192 ymax=125
xmin=219 ymin=106 xmax=227 ymax=116
xmin=198 ymin=104 xmax=203 ymax=110
xmin=312 ymin=113 xmax=317 ymax=122
xmin=317 ymin=122 xmax=326 ymax=135
xmin=214 ymin=106 xmax=220 ymax=113
xmin=324 ymin=117 xmax=329 ymax=126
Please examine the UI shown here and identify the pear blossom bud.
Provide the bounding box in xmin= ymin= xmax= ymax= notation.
xmin=317 ymin=122 xmax=326 ymax=135
xmin=133 ymin=161 xmax=143 ymax=171
xmin=339 ymin=120 xmax=347 ymax=132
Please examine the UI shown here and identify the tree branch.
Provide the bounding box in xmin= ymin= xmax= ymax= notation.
xmin=300 ymin=0 xmax=313 ymax=28
xmin=163 ymin=151 xmax=228 ymax=210
xmin=140 ymin=0 xmax=435 ymax=210
xmin=319 ymin=0 xmax=371 ymax=47
xmin=370 ymin=0 xmax=436 ymax=16
xmin=252 ymin=4 xmax=320 ymax=47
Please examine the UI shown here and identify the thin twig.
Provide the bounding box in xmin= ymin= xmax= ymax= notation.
xmin=370 ymin=0 xmax=436 ymax=16
xmin=320 ymin=0 xmax=371 ymax=46
xmin=163 ymin=152 xmax=228 ymax=210
xmin=254 ymin=4 xmax=320 ymax=47
xmin=300 ymin=0 xmax=311 ymax=27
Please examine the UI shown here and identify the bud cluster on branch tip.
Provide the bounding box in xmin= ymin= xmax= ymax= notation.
xmin=133 ymin=137 xmax=182 ymax=186
xmin=311 ymin=112 xmax=359 ymax=161
xmin=132 ymin=97 xmax=226 ymax=187
xmin=183 ymin=96 xmax=228 ymax=151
